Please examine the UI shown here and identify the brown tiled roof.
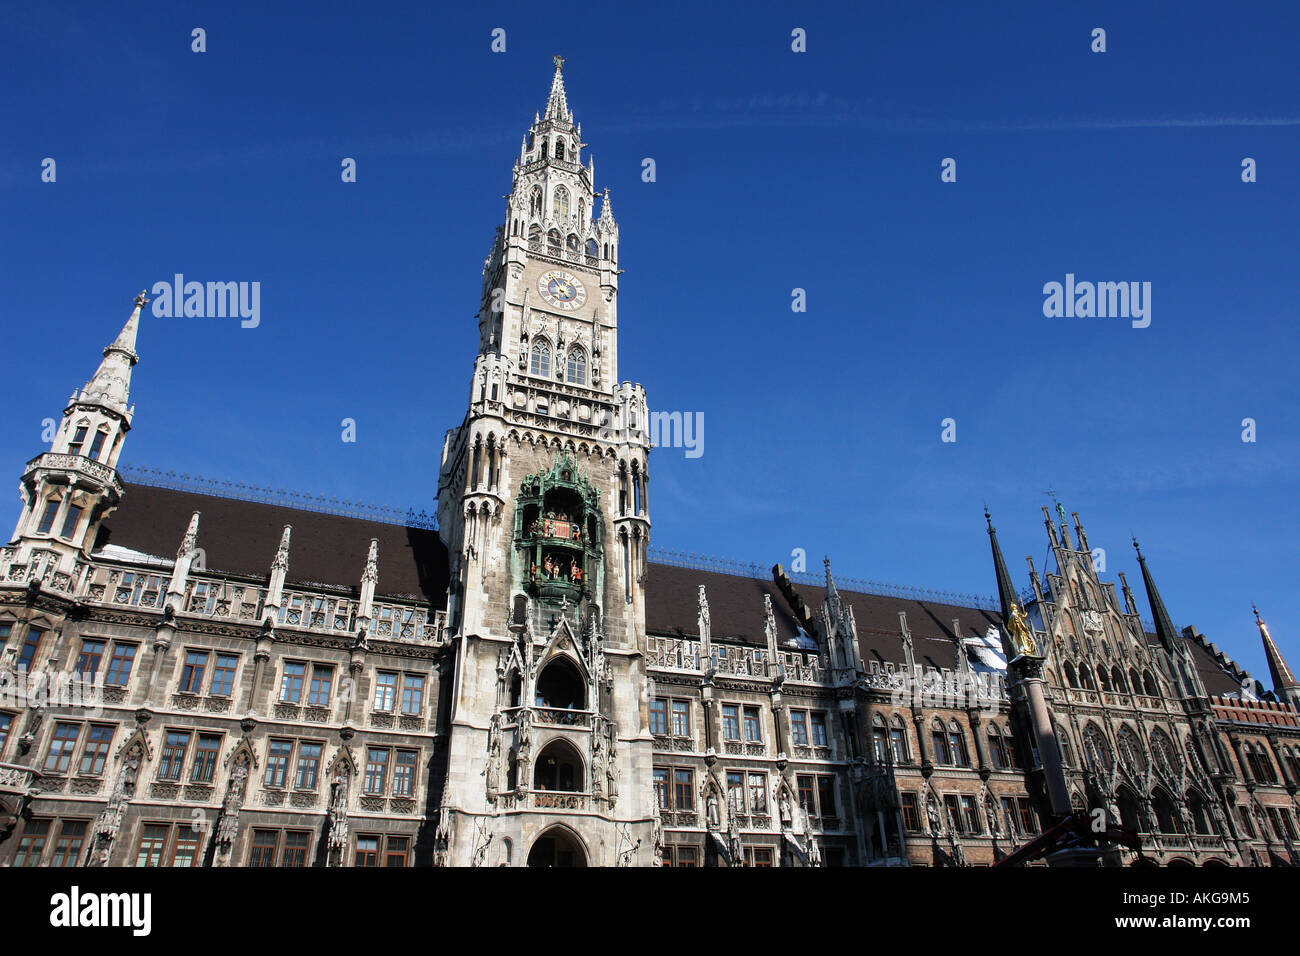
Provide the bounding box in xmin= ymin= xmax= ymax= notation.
xmin=644 ymin=563 xmax=802 ymax=645
xmin=96 ymin=484 xmax=448 ymax=604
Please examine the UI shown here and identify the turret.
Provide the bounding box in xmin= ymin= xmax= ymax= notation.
xmin=1254 ymin=605 xmax=1300 ymax=710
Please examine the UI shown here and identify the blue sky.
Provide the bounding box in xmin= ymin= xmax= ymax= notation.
xmin=2 ymin=1 xmax=1297 ymax=689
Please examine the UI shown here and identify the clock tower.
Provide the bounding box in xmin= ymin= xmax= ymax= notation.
xmin=432 ymin=58 xmax=657 ymax=866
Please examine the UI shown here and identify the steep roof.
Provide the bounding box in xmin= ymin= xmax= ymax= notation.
xmin=96 ymin=483 xmax=447 ymax=604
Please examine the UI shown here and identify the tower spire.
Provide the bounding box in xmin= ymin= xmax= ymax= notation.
xmin=1254 ymin=605 xmax=1300 ymax=709
xmin=986 ymin=509 xmax=1032 ymax=660
xmin=1132 ymin=538 xmax=1178 ymax=653
xmin=81 ymin=290 xmax=146 ymax=412
xmin=545 ymin=55 xmax=570 ymax=121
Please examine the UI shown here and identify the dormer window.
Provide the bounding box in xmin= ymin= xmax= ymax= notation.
xmin=68 ymin=426 xmax=88 ymax=456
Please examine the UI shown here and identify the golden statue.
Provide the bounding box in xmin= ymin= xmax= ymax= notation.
xmin=1005 ymin=602 xmax=1039 ymax=659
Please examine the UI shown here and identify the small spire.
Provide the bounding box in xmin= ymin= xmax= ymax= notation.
xmin=272 ymin=525 xmax=292 ymax=572
xmin=599 ymin=187 xmax=614 ymax=222
xmin=1132 ymin=538 xmax=1179 ymax=654
xmin=1254 ymin=605 xmax=1300 ymax=708
xmin=363 ymin=538 xmax=379 ymax=584
xmin=545 ymin=55 xmax=569 ymax=120
xmin=177 ymin=512 xmax=201 ymax=562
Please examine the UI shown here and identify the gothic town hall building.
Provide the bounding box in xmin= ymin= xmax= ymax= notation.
xmin=2 ymin=62 xmax=1298 ymax=868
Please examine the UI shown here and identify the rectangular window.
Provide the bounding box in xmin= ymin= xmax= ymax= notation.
xmin=743 ymin=706 xmax=762 ymax=742
xmin=44 ymin=722 xmax=81 ymax=773
xmin=50 ymin=820 xmax=87 ymax=867
xmin=385 ymin=835 xmax=410 ymax=867
xmin=308 ymin=665 xmax=334 ymax=707
xmin=365 ymin=748 xmax=389 ymax=794
xmin=79 ymin=724 xmax=114 ymax=775
xmin=179 ymin=651 xmax=207 ymax=694
xmin=722 ymin=704 xmax=740 ymax=741
xmin=16 ymin=820 xmax=52 ymax=866
xmin=671 ymin=700 xmax=690 ymax=737
xmin=401 ymin=674 xmax=424 ymax=715
xmin=817 ymin=776 xmax=836 ymax=819
xmin=18 ymin=628 xmax=44 ymax=671
xmin=68 ymin=426 xmax=87 ymax=457
xmin=88 ymin=430 xmax=107 ymax=461
xmin=1001 ymin=797 xmax=1018 ymax=835
xmin=170 ymin=831 xmax=200 ymax=867
xmin=744 ymin=847 xmax=774 ymax=867
xmin=265 ymin=739 xmax=292 ymax=788
xmin=653 ymin=767 xmax=670 ymax=809
xmin=668 ymin=845 xmax=699 ymax=867
xmin=159 ymin=731 xmax=190 ymax=780
xmin=791 ymin=711 xmax=809 ymax=746
xmin=749 ymin=773 xmax=767 ymax=814
xmin=210 ymin=654 xmax=237 ymax=696
xmin=60 ymin=505 xmax=83 ymax=539
xmin=104 ymin=643 xmax=137 ymax=686
xmin=674 ymin=768 xmax=694 ymax=811
xmin=1017 ymin=798 xmax=1037 ymax=835
xmin=354 ymin=835 xmax=380 ymax=867
xmin=280 ymin=661 xmax=306 ymax=703
xmin=37 ymin=501 xmax=60 ymax=534
xmin=650 ymin=699 xmax=668 ymax=736
xmin=75 ymin=639 xmax=105 ymax=679
xmin=296 ymin=741 xmax=322 ymax=790
xmin=961 ymin=795 xmax=982 ymax=834
xmin=393 ymin=749 xmax=417 ymax=796
xmin=1237 ymin=806 xmax=1256 ymax=839
xmin=891 ymin=726 xmax=908 ymax=765
xmin=726 ymin=771 xmax=745 ymax=813
xmin=250 ymin=829 xmax=279 ymax=867
xmin=192 ymin=733 xmax=221 ymax=783
xmin=282 ymin=831 xmax=310 ymax=867
xmin=373 ymin=672 xmax=397 ymax=712
xmin=136 ymin=824 xmax=169 ymax=867
xmin=945 ymin=795 xmax=965 ymax=834
xmin=811 ymin=712 xmax=828 ymax=747
xmin=901 ymin=793 xmax=921 ymax=831
xmin=797 ymin=775 xmax=815 ymax=812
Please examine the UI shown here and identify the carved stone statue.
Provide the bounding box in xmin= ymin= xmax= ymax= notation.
xmin=485 ymin=716 xmax=502 ymax=795
xmin=707 ymin=787 xmax=721 ymax=830
xmin=778 ymin=788 xmax=792 ymax=826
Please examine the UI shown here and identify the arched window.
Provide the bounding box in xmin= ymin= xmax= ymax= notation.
xmin=988 ymin=726 xmax=1008 ymax=770
xmin=535 ymin=656 xmax=585 ymax=710
xmin=1187 ymin=791 xmax=1213 ymax=835
xmin=1079 ymin=664 xmax=1096 ymax=691
xmin=1064 ymin=661 xmax=1079 ymax=688
xmin=1129 ymin=667 xmax=1142 ymax=694
xmin=1150 ymin=727 xmax=1182 ymax=782
xmin=534 ymin=739 xmax=583 ymax=793
xmin=586 ymin=239 xmax=598 ymax=260
xmin=1082 ymin=723 xmax=1112 ymax=774
xmin=931 ymin=720 xmax=951 ymax=766
xmin=1055 ymin=723 xmax=1072 ymax=768
xmin=1111 ymin=666 xmax=1128 ymax=693
xmin=1116 ymin=785 xmax=1142 ymax=832
xmin=529 ymin=339 xmax=552 ymax=378
xmin=555 ymin=139 xmax=565 ymax=161
xmin=529 ymin=186 xmax=543 ymax=219
xmin=547 ymin=229 xmax=561 ymax=253
xmin=1151 ymin=788 xmax=1180 ymax=833
xmin=1097 ymin=666 xmax=1111 ymax=692
xmin=553 ymin=186 xmax=570 ymax=220
xmin=566 ymin=347 xmax=587 ymax=385
xmin=540 ymin=141 xmax=548 ymax=161
xmin=1142 ymin=669 xmax=1159 ymax=696
xmin=566 ymin=233 xmax=580 ymax=255
xmin=890 ymin=716 xmax=909 ymax=765
xmin=872 ymin=715 xmax=889 ymax=764
xmin=948 ymin=721 xmax=969 ymax=767
xmin=1117 ymin=725 xmax=1146 ymax=775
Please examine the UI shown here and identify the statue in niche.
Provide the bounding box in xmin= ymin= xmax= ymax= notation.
xmin=707 ymin=787 xmax=721 ymax=829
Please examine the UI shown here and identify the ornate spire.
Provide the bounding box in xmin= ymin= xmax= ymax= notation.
xmin=272 ymin=525 xmax=292 ymax=573
xmin=177 ymin=512 xmax=201 ymax=561
xmin=1254 ymin=605 xmax=1300 ymax=708
xmin=1132 ymin=537 xmax=1179 ymax=654
xmin=545 ymin=55 xmax=570 ymax=121
xmin=599 ymin=187 xmax=614 ymax=223
xmin=81 ymin=291 xmax=146 ymax=411
xmin=985 ymin=510 xmax=1018 ymax=627
xmin=363 ymin=538 xmax=379 ymax=584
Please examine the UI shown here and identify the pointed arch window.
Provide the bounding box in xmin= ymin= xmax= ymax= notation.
xmin=890 ymin=716 xmax=909 ymax=765
xmin=988 ymin=726 xmax=1008 ymax=770
xmin=529 ymin=339 xmax=552 ymax=378
xmin=947 ymin=721 xmax=969 ymax=767
xmin=88 ymin=428 xmax=109 ymax=461
xmin=553 ymin=186 xmax=570 ymax=221
xmin=566 ymin=347 xmax=587 ymax=386
xmin=931 ymin=719 xmax=951 ymax=766
xmin=529 ymin=187 xmax=543 ymax=219
xmin=547 ymin=229 xmax=561 ymax=254
xmin=871 ymin=715 xmax=889 ymax=763
xmin=554 ymin=139 xmax=565 ymax=162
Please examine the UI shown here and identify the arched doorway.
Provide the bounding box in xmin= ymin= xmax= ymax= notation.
xmin=534 ymin=738 xmax=584 ymax=793
xmin=527 ymin=827 xmax=587 ymax=867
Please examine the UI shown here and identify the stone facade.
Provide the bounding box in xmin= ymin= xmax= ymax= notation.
xmin=1 ymin=61 xmax=1298 ymax=867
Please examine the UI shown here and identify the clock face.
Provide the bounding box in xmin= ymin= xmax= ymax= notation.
xmin=538 ymin=270 xmax=586 ymax=311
